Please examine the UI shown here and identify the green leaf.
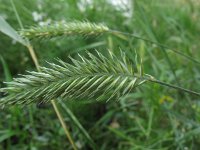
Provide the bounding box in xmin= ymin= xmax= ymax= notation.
xmin=60 ymin=101 xmax=97 ymax=150
xmin=0 ymin=55 xmax=12 ymax=82
xmin=0 ymin=130 xmax=17 ymax=143
xmin=0 ymin=16 xmax=28 ymax=46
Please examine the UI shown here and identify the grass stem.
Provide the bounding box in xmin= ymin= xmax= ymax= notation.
xmin=142 ymin=75 xmax=200 ymax=97
xmin=109 ymin=30 xmax=200 ymax=65
xmin=27 ymin=45 xmax=77 ymax=150
xmin=52 ymin=101 xmax=77 ymax=150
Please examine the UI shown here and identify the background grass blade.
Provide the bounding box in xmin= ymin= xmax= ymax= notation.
xmin=0 ymin=55 xmax=12 ymax=82
xmin=60 ymin=101 xmax=97 ymax=150
xmin=0 ymin=130 xmax=17 ymax=143
xmin=0 ymin=16 xmax=28 ymax=46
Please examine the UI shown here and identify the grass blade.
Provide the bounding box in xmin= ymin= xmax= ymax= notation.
xmin=60 ymin=101 xmax=97 ymax=150
xmin=0 ymin=55 xmax=12 ymax=82
xmin=0 ymin=16 xmax=28 ymax=46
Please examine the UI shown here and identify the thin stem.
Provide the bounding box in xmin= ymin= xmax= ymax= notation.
xmin=10 ymin=1 xmax=76 ymax=145
xmin=9 ymin=7 xmax=86 ymax=146
xmin=60 ymin=101 xmax=97 ymax=150
xmin=27 ymin=45 xmax=40 ymax=71
xmin=109 ymin=30 xmax=200 ymax=65
xmin=10 ymin=0 xmax=36 ymax=134
xmin=141 ymin=75 xmax=200 ymax=97
xmin=26 ymin=45 xmax=77 ymax=150
xmin=52 ymin=101 xmax=77 ymax=150
xmin=10 ymin=0 xmax=24 ymax=29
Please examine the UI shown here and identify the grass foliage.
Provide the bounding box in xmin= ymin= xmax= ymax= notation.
xmin=0 ymin=0 xmax=200 ymax=149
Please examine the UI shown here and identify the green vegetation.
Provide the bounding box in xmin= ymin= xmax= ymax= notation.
xmin=0 ymin=0 xmax=200 ymax=149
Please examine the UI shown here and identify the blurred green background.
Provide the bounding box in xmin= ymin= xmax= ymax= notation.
xmin=0 ymin=0 xmax=200 ymax=149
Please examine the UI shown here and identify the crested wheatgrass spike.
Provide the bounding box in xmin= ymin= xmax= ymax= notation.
xmin=1 ymin=51 xmax=200 ymax=107
xmin=19 ymin=21 xmax=109 ymax=40
xmin=0 ymin=51 xmax=145 ymax=106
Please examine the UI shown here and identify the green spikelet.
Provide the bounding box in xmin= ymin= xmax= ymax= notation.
xmin=19 ymin=21 xmax=109 ymax=40
xmin=0 ymin=51 xmax=145 ymax=107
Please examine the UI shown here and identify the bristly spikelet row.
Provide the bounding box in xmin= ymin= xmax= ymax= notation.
xmin=19 ymin=21 xmax=109 ymax=40
xmin=0 ymin=51 xmax=145 ymax=107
